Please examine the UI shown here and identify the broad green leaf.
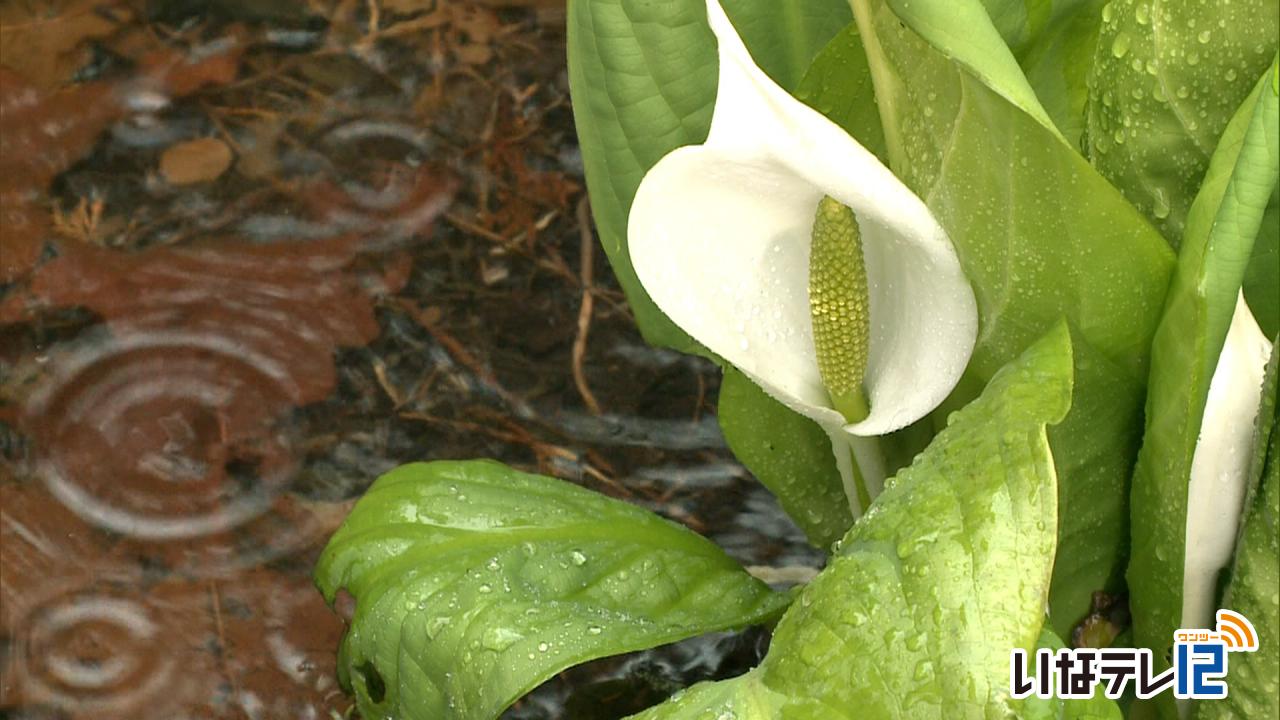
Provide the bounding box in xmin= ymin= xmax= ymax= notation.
xmin=1127 ymin=64 xmax=1279 ymax=718
xmin=1244 ymin=187 xmax=1279 ymax=337
xmin=567 ymin=0 xmax=849 ymax=352
xmin=845 ymin=0 xmax=1175 ymax=635
xmin=719 ymin=0 xmax=852 ymax=91
xmin=877 ymin=0 xmax=1060 ymax=131
xmin=923 ymin=0 xmax=1108 ymax=148
xmin=632 ymin=323 xmax=1075 ymax=719
xmin=567 ymin=0 xmax=716 ymax=353
xmin=1084 ymin=0 xmax=1279 ymax=246
xmin=977 ymin=0 xmax=1063 ymax=50
xmin=718 ymin=368 xmax=852 ymax=548
xmin=314 ymin=460 xmax=789 ymax=720
xmin=1014 ymin=0 xmax=1107 ymax=146
xmin=1044 ymin=330 xmax=1148 ymax=636
xmin=793 ymin=21 xmax=887 ymax=162
xmin=1193 ymin=346 xmax=1278 ymax=720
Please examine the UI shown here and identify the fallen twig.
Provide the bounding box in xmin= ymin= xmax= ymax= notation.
xmin=572 ymin=197 xmax=601 ymax=415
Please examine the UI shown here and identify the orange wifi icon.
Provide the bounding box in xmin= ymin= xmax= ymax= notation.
xmin=1215 ymin=610 xmax=1259 ymax=652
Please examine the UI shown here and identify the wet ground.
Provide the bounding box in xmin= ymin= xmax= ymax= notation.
xmin=0 ymin=2 xmax=820 ymax=718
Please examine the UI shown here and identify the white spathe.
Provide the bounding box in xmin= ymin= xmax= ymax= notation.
xmin=627 ymin=0 xmax=978 ymax=509
xmin=1182 ymin=296 xmax=1274 ymax=631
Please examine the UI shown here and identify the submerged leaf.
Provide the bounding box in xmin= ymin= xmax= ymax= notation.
xmin=314 ymin=461 xmax=788 ymax=720
xmin=633 ymin=323 xmax=1074 ymax=719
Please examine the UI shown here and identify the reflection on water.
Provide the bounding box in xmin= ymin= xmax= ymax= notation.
xmin=0 ymin=2 xmax=819 ymax=718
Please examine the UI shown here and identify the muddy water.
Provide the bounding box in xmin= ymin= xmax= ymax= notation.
xmin=0 ymin=2 xmax=819 ymax=718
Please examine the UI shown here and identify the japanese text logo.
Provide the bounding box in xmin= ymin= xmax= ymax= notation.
xmin=1010 ymin=610 xmax=1259 ymax=700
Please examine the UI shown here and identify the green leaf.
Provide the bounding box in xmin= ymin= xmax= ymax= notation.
xmin=567 ymin=0 xmax=849 ymax=352
xmin=314 ymin=460 xmax=789 ymax=720
xmin=876 ymin=0 xmax=1059 ymax=131
xmin=910 ymin=0 xmax=1108 ymax=151
xmin=1243 ymin=187 xmax=1279 ymax=337
xmin=844 ymin=0 xmax=1176 ymax=635
xmin=718 ymin=368 xmax=853 ymax=549
xmin=567 ymin=0 xmax=716 ymax=353
xmin=1043 ymin=329 xmax=1148 ymax=637
xmin=631 ymin=323 xmax=1075 ymax=719
xmin=793 ymin=21 xmax=888 ymax=162
xmin=1195 ymin=346 xmax=1278 ymax=720
xmin=1084 ymin=0 xmax=1279 ymax=246
xmin=1127 ymin=62 xmax=1279 ymax=717
xmin=1013 ymin=0 xmax=1108 ymax=147
xmin=719 ymin=0 xmax=852 ymax=91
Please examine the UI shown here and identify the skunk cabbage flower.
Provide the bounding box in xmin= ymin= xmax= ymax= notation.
xmin=1182 ymin=297 xmax=1273 ymax=630
xmin=628 ymin=0 xmax=978 ymax=513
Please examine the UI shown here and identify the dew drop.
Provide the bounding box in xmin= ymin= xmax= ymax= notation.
xmin=1111 ymin=32 xmax=1132 ymax=58
xmin=1152 ymin=188 xmax=1171 ymax=219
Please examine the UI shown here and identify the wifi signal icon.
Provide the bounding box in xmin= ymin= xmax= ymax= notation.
xmin=1215 ymin=610 xmax=1259 ymax=652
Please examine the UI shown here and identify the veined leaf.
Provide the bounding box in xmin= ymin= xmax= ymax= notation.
xmin=1085 ymin=0 xmax=1279 ymax=246
xmin=843 ymin=0 xmax=1175 ymax=635
xmin=1012 ymin=0 xmax=1107 ymax=147
xmin=631 ymin=323 xmax=1074 ymax=719
xmin=913 ymin=0 xmax=1108 ymax=156
xmin=314 ymin=460 xmax=789 ymax=720
xmin=1196 ymin=344 xmax=1279 ymax=720
xmin=1244 ymin=188 xmax=1279 ymax=337
xmin=878 ymin=0 xmax=1059 ymax=130
xmin=718 ymin=368 xmax=852 ymax=548
xmin=793 ymin=21 xmax=887 ymax=162
xmin=567 ymin=0 xmax=716 ymax=353
xmin=1128 ymin=63 xmax=1278 ymax=719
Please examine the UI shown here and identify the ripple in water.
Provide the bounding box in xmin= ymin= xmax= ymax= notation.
xmin=13 ymin=233 xmax=416 ymax=572
xmin=14 ymin=583 xmax=176 ymax=715
xmin=26 ymin=321 xmax=302 ymax=541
